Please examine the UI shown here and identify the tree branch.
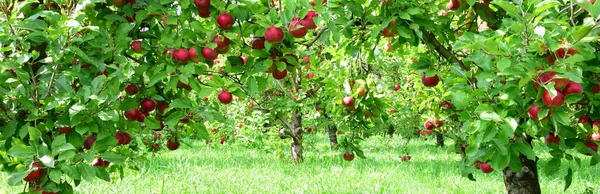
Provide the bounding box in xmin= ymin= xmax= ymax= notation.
xmin=304 ymin=27 xmax=328 ymax=48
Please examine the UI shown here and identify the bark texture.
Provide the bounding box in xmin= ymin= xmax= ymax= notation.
xmin=327 ymin=125 xmax=338 ymax=149
xmin=290 ymin=113 xmax=303 ymax=163
xmin=435 ymin=132 xmax=444 ymax=147
xmin=502 ymin=154 xmax=541 ymax=194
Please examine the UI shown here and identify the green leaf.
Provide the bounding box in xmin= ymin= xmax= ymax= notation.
xmin=564 ymin=167 xmax=573 ymax=191
xmin=8 ymin=144 xmax=36 ymax=158
xmin=77 ymin=163 xmax=96 ymax=182
xmin=49 ymin=169 xmax=62 ymax=183
xmin=8 ymin=170 xmax=30 ymax=186
xmin=544 ymin=158 xmax=561 ymax=176
xmin=61 ymin=164 xmax=81 ymax=180
xmin=102 ymin=152 xmax=127 ymax=164
xmin=95 ymin=167 xmax=111 ymax=182
xmin=39 ymin=155 xmax=55 ymax=168
xmin=193 ymin=122 xmax=210 ymax=140
xmin=144 ymin=117 xmax=161 ymax=130
xmin=512 ymin=142 xmax=536 ymax=161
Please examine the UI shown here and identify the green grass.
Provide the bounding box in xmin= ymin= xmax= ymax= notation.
xmin=1 ymin=134 xmax=599 ymax=194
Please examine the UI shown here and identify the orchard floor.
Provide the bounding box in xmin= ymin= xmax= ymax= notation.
xmin=1 ymin=134 xmax=600 ymax=194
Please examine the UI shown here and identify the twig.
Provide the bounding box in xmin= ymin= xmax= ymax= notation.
xmin=304 ymin=27 xmax=328 ymax=48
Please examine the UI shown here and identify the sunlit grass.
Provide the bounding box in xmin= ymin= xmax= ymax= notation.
xmin=1 ymin=134 xmax=599 ymax=193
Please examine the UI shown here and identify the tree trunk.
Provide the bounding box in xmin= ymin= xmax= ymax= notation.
xmin=503 ymin=154 xmax=541 ymax=194
xmin=327 ymin=124 xmax=338 ymax=150
xmin=386 ymin=125 xmax=395 ymax=137
xmin=290 ymin=113 xmax=303 ymax=163
xmin=435 ymin=132 xmax=444 ymax=147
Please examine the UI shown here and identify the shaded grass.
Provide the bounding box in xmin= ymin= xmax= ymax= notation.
xmin=1 ymin=135 xmax=599 ymax=193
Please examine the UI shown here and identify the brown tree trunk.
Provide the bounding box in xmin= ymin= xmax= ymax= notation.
xmin=290 ymin=113 xmax=303 ymax=163
xmin=503 ymin=154 xmax=541 ymax=194
xmin=435 ymin=132 xmax=444 ymax=147
xmin=327 ymin=124 xmax=338 ymax=150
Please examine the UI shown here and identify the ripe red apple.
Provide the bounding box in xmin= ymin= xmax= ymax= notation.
xmin=579 ymin=115 xmax=590 ymax=124
xmin=591 ymin=132 xmax=600 ymax=141
xmin=593 ymin=120 xmax=600 ymax=128
xmin=113 ymin=0 xmax=127 ymax=7
xmin=218 ymin=91 xmax=233 ymax=104
xmin=125 ymin=84 xmax=139 ymax=95
xmin=342 ymin=96 xmax=355 ymax=107
xmin=542 ymin=90 xmax=565 ymax=108
xmin=124 ymin=109 xmax=140 ymax=121
xmin=545 ymin=133 xmax=560 ymax=145
xmin=219 ymin=137 xmax=225 ymax=144
xmin=393 ymin=84 xmax=400 ymax=91
xmin=213 ymin=34 xmax=230 ymax=54
xmin=252 ymin=37 xmax=266 ymax=50
xmin=419 ymin=130 xmax=426 ymax=136
xmin=167 ymin=138 xmax=180 ymax=150
xmin=426 ymin=129 xmax=433 ymax=134
xmin=584 ymin=142 xmax=598 ymax=155
xmin=480 ymin=162 xmax=493 ymax=173
xmin=58 ymin=126 xmax=74 ymax=134
xmin=421 ymin=74 xmax=440 ymax=87
xmin=202 ymin=47 xmax=218 ymax=61
xmin=528 ymin=104 xmax=550 ymax=121
xmin=424 ymin=120 xmax=434 ymax=130
xmin=172 ymin=49 xmax=190 ymax=64
xmin=288 ymin=17 xmax=308 ymax=38
xmin=305 ymin=72 xmax=314 ymax=79
xmin=272 ymin=69 xmax=288 ymax=80
xmin=563 ymin=81 xmax=583 ymax=95
xmin=591 ymin=84 xmax=600 ymax=93
xmin=343 ymin=152 xmax=355 ymax=161
xmin=157 ymin=102 xmax=169 ymax=115
xmin=300 ymin=10 xmax=318 ymax=29
xmin=92 ymin=158 xmax=110 ymax=168
xmin=216 ymin=13 xmax=234 ymax=30
xmin=357 ymin=87 xmax=366 ymax=96
xmin=433 ymin=120 xmax=444 ymax=127
xmin=84 ymin=136 xmax=96 ymax=149
xmin=194 ymin=0 xmax=210 ymax=9
xmin=23 ymin=162 xmax=44 ymax=182
xmin=534 ymin=71 xmax=569 ymax=90
xmin=130 ymin=40 xmax=142 ymax=53
xmin=141 ymin=98 xmax=156 ymax=112
xmin=264 ymin=26 xmax=285 ymax=43
xmin=189 ymin=47 xmax=202 ymax=62
xmin=197 ymin=8 xmax=211 ymax=18
xmin=443 ymin=103 xmax=453 ymax=109
xmin=151 ymin=143 xmax=160 ymax=150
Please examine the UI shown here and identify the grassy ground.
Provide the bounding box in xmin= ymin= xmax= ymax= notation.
xmin=1 ymin=134 xmax=599 ymax=194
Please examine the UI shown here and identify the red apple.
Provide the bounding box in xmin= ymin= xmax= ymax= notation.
xmin=474 ymin=160 xmax=482 ymax=169
xmin=421 ymin=74 xmax=440 ymax=87
xmin=125 ymin=84 xmax=139 ymax=95
xmin=545 ymin=133 xmax=560 ymax=145
xmin=58 ymin=127 xmax=74 ymax=134
xmin=528 ymin=104 xmax=550 ymax=121
xmin=202 ymin=47 xmax=218 ymax=61
xmin=197 ymin=8 xmax=211 ymax=18
xmin=401 ymin=155 xmax=412 ymax=161
xmin=124 ymin=109 xmax=140 ymax=121
xmin=194 ymin=0 xmax=210 ymax=9
xmin=167 ymin=138 xmax=180 ymax=150
xmin=23 ymin=162 xmax=44 ymax=182
xmin=216 ymin=13 xmax=234 ymax=30
xmin=220 ymin=137 xmax=225 ymax=144
xmin=584 ymin=141 xmax=598 ymax=155
xmin=393 ymin=84 xmax=400 ymax=91
xmin=272 ymin=69 xmax=288 ymax=80
xmin=562 ymin=81 xmax=582 ymax=95
xmin=113 ymin=0 xmax=127 ymax=7
xmin=213 ymin=34 xmax=230 ymax=54
xmin=264 ymin=26 xmax=285 ymax=43
xmin=342 ymin=96 xmax=355 ymax=107
xmin=591 ymin=132 xmax=600 ymax=141
xmin=92 ymin=158 xmax=110 ymax=168
xmin=434 ymin=120 xmax=444 ymax=127
xmin=305 ymin=72 xmax=314 ymax=79
xmin=593 ymin=120 xmax=600 ymax=128
xmin=343 ymin=152 xmax=355 ymax=161
xmin=542 ymin=90 xmax=565 ymax=108
xmin=157 ymin=102 xmax=169 ymax=115
xmin=579 ymin=115 xmax=590 ymax=124
xmin=424 ymin=120 xmax=434 ymax=130
xmin=288 ymin=17 xmax=308 ymax=38
xmin=130 ymin=41 xmax=142 ymax=53
xmin=480 ymin=162 xmax=493 ymax=173
xmin=172 ymin=49 xmax=190 ymax=64
xmin=251 ymin=37 xmax=266 ymax=50
xmin=189 ymin=47 xmax=202 ymax=62
xmin=218 ymin=91 xmax=233 ymax=104
xmin=141 ymin=98 xmax=156 ymax=112
xmin=591 ymin=84 xmax=600 ymax=93
xmin=357 ymin=87 xmax=366 ymax=96
xmin=84 ymin=136 xmax=96 ymax=149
